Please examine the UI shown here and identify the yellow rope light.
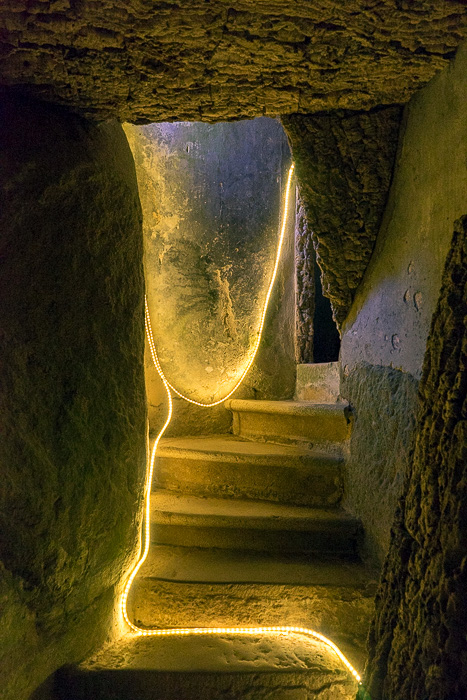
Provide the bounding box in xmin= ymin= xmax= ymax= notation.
xmin=120 ymin=162 xmax=362 ymax=687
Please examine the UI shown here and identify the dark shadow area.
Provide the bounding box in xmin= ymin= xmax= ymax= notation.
xmin=29 ymin=676 xmax=56 ymax=700
xmin=313 ymin=255 xmax=340 ymax=362
xmin=54 ymin=664 xmax=356 ymax=700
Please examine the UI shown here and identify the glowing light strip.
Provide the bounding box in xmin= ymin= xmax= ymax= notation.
xmin=121 ymin=162 xmax=362 ymax=687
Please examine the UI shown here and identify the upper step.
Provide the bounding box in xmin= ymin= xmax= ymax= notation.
xmin=150 ymin=490 xmax=361 ymax=555
xmin=295 ymin=362 xmax=341 ymax=402
xmin=153 ymin=435 xmax=343 ymax=507
xmin=225 ymin=399 xmax=352 ymax=449
xmin=140 ymin=544 xmax=374 ymax=587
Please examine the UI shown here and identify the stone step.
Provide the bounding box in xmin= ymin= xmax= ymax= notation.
xmin=150 ymin=490 xmax=361 ymax=555
xmin=129 ymin=578 xmax=375 ymax=670
xmin=224 ymin=399 xmax=352 ymax=448
xmin=55 ymin=633 xmax=360 ymax=700
xmin=153 ymin=435 xmax=343 ymax=507
xmin=139 ymin=544 xmax=373 ymax=586
xmin=129 ymin=548 xmax=376 ymax=668
xmin=295 ymin=362 xmax=341 ymax=402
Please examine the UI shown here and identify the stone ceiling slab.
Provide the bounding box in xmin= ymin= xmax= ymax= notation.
xmin=1 ymin=1 xmax=466 ymax=122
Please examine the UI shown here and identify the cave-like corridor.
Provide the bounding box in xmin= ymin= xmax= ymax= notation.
xmin=1 ymin=3 xmax=467 ymax=699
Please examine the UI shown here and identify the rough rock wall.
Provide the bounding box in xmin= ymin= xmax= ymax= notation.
xmin=339 ymin=40 xmax=467 ymax=567
xmin=364 ymin=215 xmax=467 ymax=700
xmin=295 ymin=195 xmax=314 ymax=363
xmin=0 ymin=94 xmax=146 ymax=700
xmin=282 ymin=106 xmax=402 ymax=326
xmin=1 ymin=2 xmax=466 ymax=122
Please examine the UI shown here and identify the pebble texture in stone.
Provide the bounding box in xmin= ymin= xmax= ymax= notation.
xmin=282 ymin=105 xmax=403 ymax=326
xmin=0 ymin=2 xmax=466 ymax=122
xmin=0 ymin=96 xmax=146 ymax=700
xmin=364 ymin=215 xmax=467 ymax=699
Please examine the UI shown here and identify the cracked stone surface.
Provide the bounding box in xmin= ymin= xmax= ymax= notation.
xmin=129 ymin=576 xmax=375 ymax=670
xmin=1 ymin=2 xmax=466 ymax=122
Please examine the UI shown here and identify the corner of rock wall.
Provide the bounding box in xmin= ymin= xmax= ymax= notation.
xmin=339 ymin=41 xmax=467 ymax=570
xmin=0 ymin=93 xmax=146 ymax=700
xmin=364 ymin=214 xmax=467 ymax=700
xmin=282 ymin=105 xmax=403 ymax=328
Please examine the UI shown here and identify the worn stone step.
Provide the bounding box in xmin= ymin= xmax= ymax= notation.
xmin=153 ymin=435 xmax=343 ymax=507
xmin=139 ymin=544 xmax=373 ymax=586
xmin=56 ymin=633 xmax=360 ymax=700
xmin=224 ymin=399 xmax=352 ymax=448
xmin=129 ymin=579 xmax=374 ymax=670
xmin=129 ymin=556 xmax=376 ymax=669
xmin=295 ymin=362 xmax=341 ymax=402
xmin=150 ymin=490 xmax=361 ymax=555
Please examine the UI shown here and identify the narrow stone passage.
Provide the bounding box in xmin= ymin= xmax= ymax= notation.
xmin=57 ymin=363 xmax=377 ymax=699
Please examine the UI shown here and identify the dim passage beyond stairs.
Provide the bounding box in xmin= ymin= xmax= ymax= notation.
xmin=56 ymin=363 xmax=377 ymax=700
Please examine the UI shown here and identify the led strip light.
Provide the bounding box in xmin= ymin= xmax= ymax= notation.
xmin=121 ymin=162 xmax=363 ymax=687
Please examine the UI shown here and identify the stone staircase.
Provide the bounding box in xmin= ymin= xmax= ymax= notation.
xmin=55 ymin=363 xmax=377 ymax=700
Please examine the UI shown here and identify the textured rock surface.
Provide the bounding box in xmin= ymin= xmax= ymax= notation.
xmin=339 ymin=42 xmax=467 ymax=569
xmin=126 ymin=118 xmax=296 ymax=435
xmin=1 ymin=2 xmax=466 ymax=122
xmin=0 ymin=95 xmax=146 ymax=700
xmin=283 ymin=105 xmax=402 ymax=326
xmin=295 ymin=362 xmax=341 ymax=403
xmin=295 ymin=196 xmax=314 ymax=363
xmin=341 ymin=365 xmax=419 ymax=564
xmin=130 ymin=576 xmax=375 ymax=670
xmin=364 ymin=215 xmax=467 ymax=700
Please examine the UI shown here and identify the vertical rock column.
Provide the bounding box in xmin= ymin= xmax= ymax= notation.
xmin=295 ymin=195 xmax=314 ymax=363
xmin=0 ymin=95 xmax=146 ymax=700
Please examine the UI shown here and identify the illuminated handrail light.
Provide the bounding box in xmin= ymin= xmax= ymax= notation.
xmin=121 ymin=162 xmax=363 ymax=687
